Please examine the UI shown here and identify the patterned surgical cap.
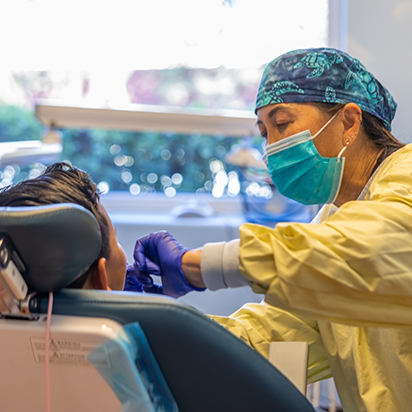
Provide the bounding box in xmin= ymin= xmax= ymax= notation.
xmin=255 ymin=48 xmax=397 ymax=130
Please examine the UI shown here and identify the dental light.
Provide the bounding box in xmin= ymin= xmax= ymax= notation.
xmin=35 ymin=100 xmax=259 ymax=136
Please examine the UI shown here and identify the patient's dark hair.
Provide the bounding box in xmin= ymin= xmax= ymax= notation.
xmin=0 ymin=162 xmax=110 ymax=288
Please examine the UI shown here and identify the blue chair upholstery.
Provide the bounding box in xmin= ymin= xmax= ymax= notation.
xmin=0 ymin=204 xmax=101 ymax=292
xmin=0 ymin=204 xmax=315 ymax=412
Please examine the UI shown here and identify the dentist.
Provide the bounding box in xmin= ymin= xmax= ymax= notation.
xmin=127 ymin=48 xmax=412 ymax=412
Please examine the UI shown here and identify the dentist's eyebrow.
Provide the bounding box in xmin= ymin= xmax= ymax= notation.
xmin=255 ymin=105 xmax=291 ymax=126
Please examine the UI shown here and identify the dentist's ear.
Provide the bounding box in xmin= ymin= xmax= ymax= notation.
xmin=83 ymin=258 xmax=109 ymax=290
xmin=341 ymin=103 xmax=362 ymax=147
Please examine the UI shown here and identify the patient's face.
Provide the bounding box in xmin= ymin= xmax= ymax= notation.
xmin=99 ymin=204 xmax=127 ymax=290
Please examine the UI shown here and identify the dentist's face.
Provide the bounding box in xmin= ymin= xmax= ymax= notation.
xmin=256 ymin=103 xmax=344 ymax=158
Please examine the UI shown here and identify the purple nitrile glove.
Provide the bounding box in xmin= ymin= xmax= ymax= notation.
xmin=123 ymin=264 xmax=144 ymax=292
xmin=132 ymin=231 xmax=205 ymax=298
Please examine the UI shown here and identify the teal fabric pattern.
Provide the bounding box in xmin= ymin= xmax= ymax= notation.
xmin=255 ymin=48 xmax=397 ymax=130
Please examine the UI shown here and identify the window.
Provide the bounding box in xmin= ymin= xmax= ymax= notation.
xmin=0 ymin=0 xmax=329 ymax=197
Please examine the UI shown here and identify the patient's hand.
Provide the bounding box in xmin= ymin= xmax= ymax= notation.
xmin=132 ymin=231 xmax=205 ymax=298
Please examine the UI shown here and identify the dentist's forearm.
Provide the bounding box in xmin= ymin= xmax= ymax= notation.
xmin=181 ymin=248 xmax=206 ymax=289
xmin=182 ymin=240 xmax=250 ymax=292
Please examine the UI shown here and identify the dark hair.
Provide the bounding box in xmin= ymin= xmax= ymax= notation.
xmin=0 ymin=162 xmax=110 ymax=288
xmin=315 ymin=103 xmax=405 ymax=167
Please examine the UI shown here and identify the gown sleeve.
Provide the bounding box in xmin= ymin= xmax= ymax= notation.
xmin=239 ymin=182 xmax=412 ymax=327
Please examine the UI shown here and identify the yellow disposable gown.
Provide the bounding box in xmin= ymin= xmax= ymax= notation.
xmin=210 ymin=144 xmax=412 ymax=412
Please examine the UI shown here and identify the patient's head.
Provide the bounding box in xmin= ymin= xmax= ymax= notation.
xmin=0 ymin=162 xmax=127 ymax=291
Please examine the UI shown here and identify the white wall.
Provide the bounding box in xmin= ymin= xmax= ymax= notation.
xmin=347 ymin=0 xmax=412 ymax=143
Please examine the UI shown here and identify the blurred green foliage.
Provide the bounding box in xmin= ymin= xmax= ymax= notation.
xmin=0 ymin=105 xmax=44 ymax=142
xmin=0 ymin=104 xmax=244 ymax=193
xmin=1 ymin=66 xmax=262 ymax=193
xmin=62 ymin=127 xmax=243 ymax=193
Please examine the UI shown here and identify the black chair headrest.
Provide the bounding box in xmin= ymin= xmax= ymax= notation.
xmin=0 ymin=203 xmax=101 ymax=293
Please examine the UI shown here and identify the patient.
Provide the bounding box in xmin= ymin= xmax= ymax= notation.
xmin=0 ymin=162 xmax=133 ymax=292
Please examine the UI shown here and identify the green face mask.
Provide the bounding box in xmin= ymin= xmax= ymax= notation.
xmin=262 ymin=112 xmax=347 ymax=206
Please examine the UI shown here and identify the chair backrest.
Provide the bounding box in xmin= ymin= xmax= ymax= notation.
xmin=0 ymin=203 xmax=101 ymax=293
xmin=0 ymin=314 xmax=123 ymax=411
xmin=0 ymin=204 xmax=315 ymax=412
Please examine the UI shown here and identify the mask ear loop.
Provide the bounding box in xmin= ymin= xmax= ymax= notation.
xmin=316 ymin=109 xmax=344 ymax=220
xmin=325 ymin=144 xmax=348 ymax=220
xmin=309 ymin=109 xmax=342 ymax=141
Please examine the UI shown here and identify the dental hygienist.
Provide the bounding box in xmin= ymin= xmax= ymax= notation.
xmin=126 ymin=48 xmax=412 ymax=411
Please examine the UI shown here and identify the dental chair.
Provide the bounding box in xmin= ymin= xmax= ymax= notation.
xmin=0 ymin=203 xmax=315 ymax=412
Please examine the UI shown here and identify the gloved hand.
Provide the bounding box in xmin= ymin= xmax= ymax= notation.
xmin=123 ymin=264 xmax=143 ymax=292
xmin=131 ymin=231 xmax=205 ymax=298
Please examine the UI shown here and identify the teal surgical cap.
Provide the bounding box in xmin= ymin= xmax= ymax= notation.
xmin=255 ymin=48 xmax=397 ymax=130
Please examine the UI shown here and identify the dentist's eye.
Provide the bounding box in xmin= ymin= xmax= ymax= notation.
xmin=259 ymin=129 xmax=268 ymax=140
xmin=277 ymin=122 xmax=289 ymax=131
